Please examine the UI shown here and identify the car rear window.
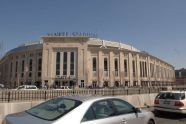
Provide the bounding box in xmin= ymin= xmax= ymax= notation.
xmin=156 ymin=92 xmax=185 ymax=100
xmin=26 ymin=98 xmax=82 ymax=121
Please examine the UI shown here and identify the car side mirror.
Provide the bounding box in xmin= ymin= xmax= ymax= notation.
xmin=135 ymin=108 xmax=141 ymax=113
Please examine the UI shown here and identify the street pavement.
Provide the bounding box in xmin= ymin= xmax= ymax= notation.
xmin=155 ymin=112 xmax=186 ymax=124
xmin=146 ymin=107 xmax=186 ymax=124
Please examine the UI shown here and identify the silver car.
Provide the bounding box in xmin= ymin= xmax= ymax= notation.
xmin=3 ymin=96 xmax=155 ymax=124
xmin=154 ymin=91 xmax=186 ymax=114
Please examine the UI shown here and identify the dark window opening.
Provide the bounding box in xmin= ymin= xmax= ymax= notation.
xmin=115 ymin=58 xmax=118 ymax=76
xmin=63 ymin=52 xmax=67 ymax=75
xmin=22 ymin=60 xmax=25 ymax=72
xmin=132 ymin=60 xmax=136 ymax=77
xmin=29 ymin=59 xmax=33 ymax=71
xmin=38 ymin=58 xmax=42 ymax=71
xmin=15 ymin=61 xmax=18 ymax=72
xmin=104 ymin=58 xmax=108 ymax=71
xmin=70 ymin=52 xmax=75 ymax=75
xmin=92 ymin=57 xmax=97 ymax=72
xmin=124 ymin=59 xmax=128 ymax=77
xmin=38 ymin=72 xmax=41 ymax=77
xmin=56 ymin=52 xmax=60 ymax=75
xmin=29 ymin=72 xmax=32 ymax=77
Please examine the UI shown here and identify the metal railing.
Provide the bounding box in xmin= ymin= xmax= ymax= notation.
xmin=0 ymin=88 xmax=163 ymax=103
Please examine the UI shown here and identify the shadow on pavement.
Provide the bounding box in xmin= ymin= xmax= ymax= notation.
xmin=153 ymin=111 xmax=186 ymax=120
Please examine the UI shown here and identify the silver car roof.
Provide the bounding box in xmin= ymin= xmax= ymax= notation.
xmin=61 ymin=95 xmax=118 ymax=102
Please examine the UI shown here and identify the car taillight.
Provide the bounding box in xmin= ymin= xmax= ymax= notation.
xmin=154 ymin=99 xmax=159 ymax=104
xmin=174 ymin=101 xmax=184 ymax=107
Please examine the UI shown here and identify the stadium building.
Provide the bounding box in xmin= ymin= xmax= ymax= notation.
xmin=0 ymin=34 xmax=175 ymax=88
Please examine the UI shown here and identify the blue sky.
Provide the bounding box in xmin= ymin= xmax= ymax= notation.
xmin=0 ymin=0 xmax=186 ymax=69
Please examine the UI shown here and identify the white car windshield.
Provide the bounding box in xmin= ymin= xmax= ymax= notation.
xmin=26 ymin=98 xmax=82 ymax=120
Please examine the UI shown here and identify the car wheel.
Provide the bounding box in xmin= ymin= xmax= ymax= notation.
xmin=147 ymin=119 xmax=155 ymax=124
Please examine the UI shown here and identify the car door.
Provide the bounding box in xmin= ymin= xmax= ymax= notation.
xmin=81 ymin=100 xmax=122 ymax=124
xmin=110 ymin=99 xmax=145 ymax=124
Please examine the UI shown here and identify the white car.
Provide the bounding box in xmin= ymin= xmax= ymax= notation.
xmin=154 ymin=91 xmax=186 ymax=114
xmin=54 ymin=86 xmax=72 ymax=90
xmin=4 ymin=96 xmax=156 ymax=124
xmin=60 ymin=86 xmax=71 ymax=90
xmin=0 ymin=84 xmax=5 ymax=89
xmin=16 ymin=85 xmax=38 ymax=90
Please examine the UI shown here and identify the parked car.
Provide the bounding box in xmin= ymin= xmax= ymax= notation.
xmin=154 ymin=91 xmax=186 ymax=114
xmin=3 ymin=96 xmax=156 ymax=124
xmin=16 ymin=85 xmax=38 ymax=90
xmin=54 ymin=86 xmax=72 ymax=90
xmin=60 ymin=86 xmax=71 ymax=90
xmin=0 ymin=84 xmax=4 ymax=89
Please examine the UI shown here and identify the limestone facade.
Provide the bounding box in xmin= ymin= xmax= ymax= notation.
xmin=0 ymin=36 xmax=175 ymax=88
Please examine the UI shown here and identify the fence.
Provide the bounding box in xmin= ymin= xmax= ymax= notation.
xmin=0 ymin=88 xmax=162 ymax=103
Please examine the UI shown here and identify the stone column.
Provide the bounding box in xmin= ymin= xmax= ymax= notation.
xmin=147 ymin=56 xmax=151 ymax=86
xmin=136 ymin=54 xmax=141 ymax=86
xmin=109 ymin=51 xmax=114 ymax=87
xmin=86 ymin=50 xmax=92 ymax=87
xmin=67 ymin=52 xmax=71 ymax=77
xmin=98 ymin=50 xmax=103 ymax=87
xmin=77 ymin=48 xmax=85 ymax=86
xmin=128 ymin=53 xmax=133 ymax=86
xmin=119 ymin=52 xmax=124 ymax=86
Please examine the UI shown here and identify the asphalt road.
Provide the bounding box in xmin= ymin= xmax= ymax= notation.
xmin=146 ymin=107 xmax=186 ymax=124
xmin=155 ymin=112 xmax=186 ymax=124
